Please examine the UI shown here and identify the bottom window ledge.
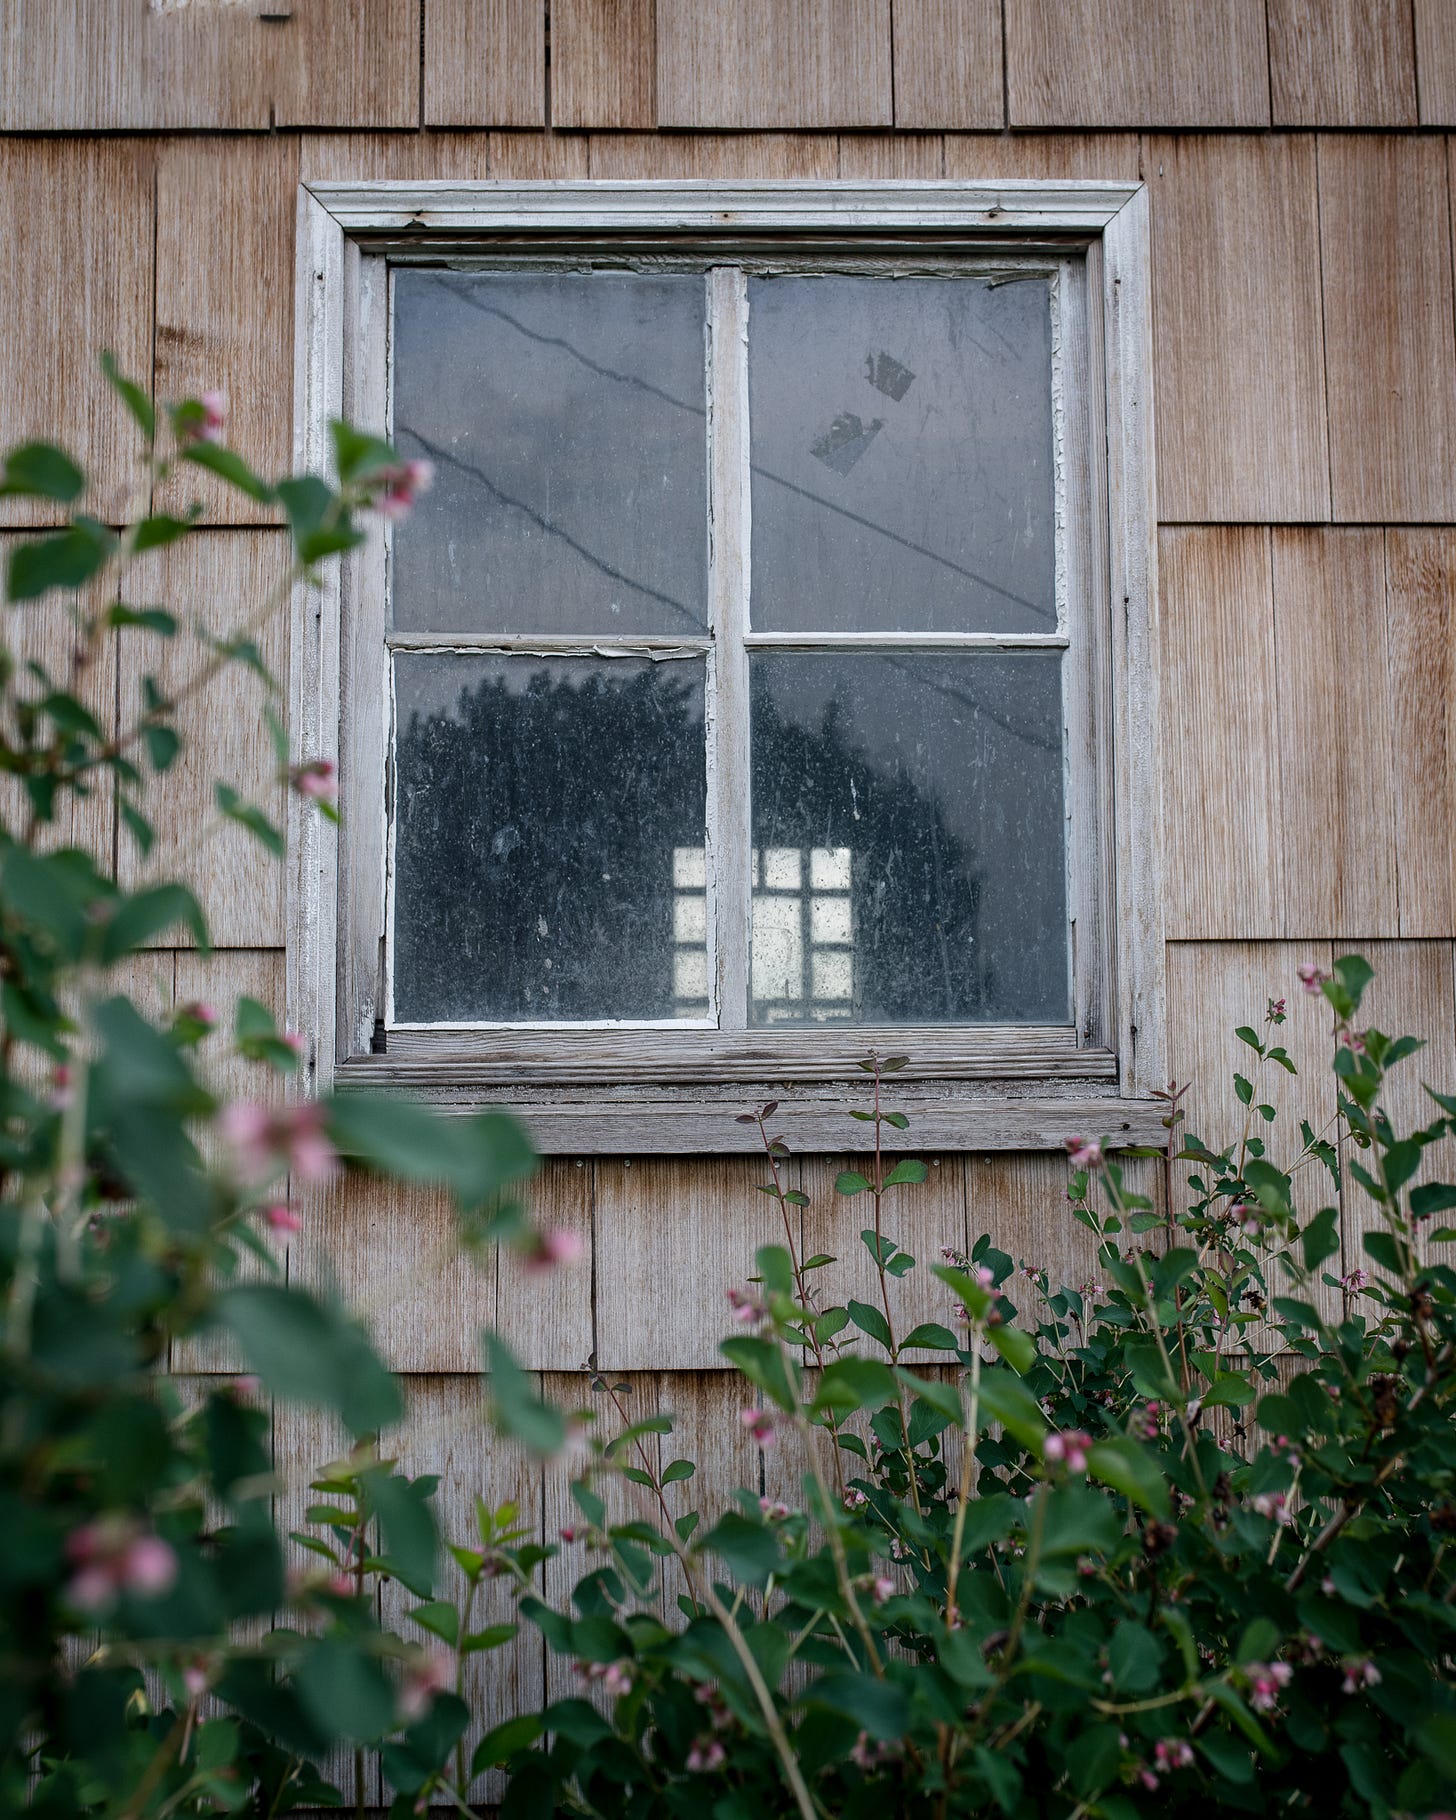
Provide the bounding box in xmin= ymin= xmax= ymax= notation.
xmin=331 ymin=1062 xmax=1167 ymax=1154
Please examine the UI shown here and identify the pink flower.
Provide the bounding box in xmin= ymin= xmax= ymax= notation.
xmin=1340 ymin=1027 xmax=1366 ymax=1053
xmin=1043 ymin=1429 xmax=1092 ymax=1474
xmin=522 ymin=1227 xmax=584 ymax=1273
xmin=1135 ymin=1401 xmax=1161 ymax=1440
xmin=726 ymin=1286 xmax=763 ymax=1325
xmin=290 ymin=758 xmax=337 ymax=803
xmin=559 ymin=1527 xmax=579 ymax=1544
xmin=871 ymin=1575 xmax=895 ymax=1603
xmin=759 ymin=1498 xmax=790 ymax=1522
xmin=686 ymin=1737 xmax=726 ymax=1772
xmin=1341 ymin=1657 xmax=1380 ymax=1694
xmin=850 ymin=1732 xmax=893 ymax=1772
xmin=198 ymin=391 xmax=227 ymax=441
xmin=577 ymin=1659 xmax=633 ymax=1698
xmin=181 ymin=1000 xmax=218 ymax=1030
xmin=223 ymin=1100 xmax=338 ymax=1186
xmin=399 ymin=1648 xmax=453 ymax=1721
xmin=327 ymin=1572 xmax=356 ymax=1597
xmin=1138 ymin=1767 xmax=1160 ymax=1791
xmin=282 ymin=1030 xmax=307 ymax=1056
xmin=1231 ymin=1201 xmax=1262 ymax=1237
xmin=1339 ymin=1268 xmax=1368 ymax=1294
xmin=843 ymin=1489 xmax=869 ymax=1512
xmin=741 ymin=1407 xmax=776 ymax=1447
xmin=1268 ymin=997 xmax=1287 ymax=1020
xmin=65 ymin=1519 xmax=177 ymax=1609
xmin=182 ymin=1661 xmax=211 ymax=1699
xmin=1064 ymin=1136 xmax=1103 ymax=1170
xmin=375 ymin=459 xmax=434 ymax=521
xmin=1297 ymin=963 xmax=1327 ymax=994
xmin=50 ymin=1063 xmax=74 ymax=1111
xmin=263 ymin=1202 xmax=302 ymax=1235
xmin=228 ymin=1374 xmax=260 ymax=1397
xmin=1251 ymin=1491 xmax=1292 ymax=1525
xmin=1246 ymin=1661 xmax=1292 ymax=1711
xmin=974 ymin=1264 xmax=996 ymax=1289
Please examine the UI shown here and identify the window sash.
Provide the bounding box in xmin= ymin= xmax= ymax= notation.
xmin=377 ymin=250 xmax=1092 ymax=1044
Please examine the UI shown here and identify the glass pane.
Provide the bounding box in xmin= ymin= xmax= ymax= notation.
xmin=392 ymin=654 xmax=708 ymax=1022
xmin=392 ymin=270 xmax=708 ymax=635
xmin=749 ymin=653 xmax=1068 ymax=1024
xmin=747 ymin=274 xmax=1056 ymax=633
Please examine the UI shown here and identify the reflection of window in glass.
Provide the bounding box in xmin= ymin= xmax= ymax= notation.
xmin=751 ymin=847 xmax=853 ymax=1022
xmin=671 ymin=847 xmax=709 ymax=1018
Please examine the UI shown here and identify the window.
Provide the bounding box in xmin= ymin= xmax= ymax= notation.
xmin=292 ymin=182 xmax=1163 ymax=1153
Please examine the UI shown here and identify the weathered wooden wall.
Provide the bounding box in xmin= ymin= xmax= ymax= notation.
xmin=5 ymin=1 xmax=1456 ymax=1802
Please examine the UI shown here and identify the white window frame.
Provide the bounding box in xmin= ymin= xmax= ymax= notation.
xmin=289 ymin=180 xmax=1163 ymax=1155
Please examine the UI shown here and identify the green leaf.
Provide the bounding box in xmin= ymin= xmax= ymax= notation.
xmin=847 ymin=1299 xmax=893 ymax=1349
xmin=142 ymin=721 xmax=181 ymax=772
xmin=215 ymin=783 xmax=285 ymax=857
xmin=988 ymin=1323 xmax=1037 ymax=1374
xmin=330 ymin=420 xmax=400 ymax=486
xmin=363 ymin=1467 xmax=438 ymax=1595
xmin=1301 ymin=1204 xmax=1341 ymax=1272
xmin=835 ymin=1170 xmax=871 ymax=1197
xmin=1086 ymin=1437 xmax=1170 ymax=1519
xmin=1107 ymin=1620 xmax=1165 ymax=1694
xmin=483 ymin=1332 xmax=566 ymax=1455
xmin=294 ymin=1635 xmax=395 ymax=1744
xmin=101 ymin=350 xmax=156 ymax=441
xmin=100 ymin=883 xmax=207 ymax=960
xmin=1411 ymin=1182 xmax=1456 ymax=1219
xmin=805 ymin=1671 xmax=909 ymax=1740
xmin=216 ymin=1285 xmax=401 ymax=1436
xmin=471 ymin=1715 xmax=542 ymax=1776
xmin=181 ymin=440 xmax=274 ymax=504
xmin=411 ymin=1600 xmax=460 ymax=1646
xmin=900 ymin=1321 xmax=962 ymax=1352
xmin=277 ymin=474 xmax=362 ymax=564
xmin=0 ymin=441 xmax=85 ymax=502
xmin=812 ymin=1358 xmax=899 ymax=1414
xmin=1234 ymin=1073 xmax=1253 ymax=1106
xmin=976 ymin=1373 xmax=1047 ymax=1451
xmin=132 ymin=511 xmax=200 ymax=553
xmin=661 ymin=1458 xmax=695 ymax=1485
xmin=1235 ymin=1025 xmax=1263 ymax=1052
xmin=107 ymin=603 xmax=177 ymax=636
xmin=883 ymin=1157 xmax=928 ymax=1186
xmin=702 ymin=1511 xmax=779 ymax=1587
xmin=7 ymin=517 xmax=116 ymax=601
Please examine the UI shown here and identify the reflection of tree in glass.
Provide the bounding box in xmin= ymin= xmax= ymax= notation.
xmin=393 ymin=666 xmax=705 ymax=1023
xmin=750 ymin=690 xmax=987 ymax=1025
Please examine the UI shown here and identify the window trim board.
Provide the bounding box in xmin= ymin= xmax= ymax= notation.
xmin=288 ymin=180 xmax=1162 ymax=1153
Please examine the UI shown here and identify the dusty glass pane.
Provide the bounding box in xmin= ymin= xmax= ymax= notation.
xmin=747 ymin=274 xmax=1056 ymax=633
xmin=392 ymin=654 xmax=708 ymax=1022
xmin=392 ymin=270 xmax=708 ymax=635
xmin=749 ymin=653 xmax=1068 ymax=1024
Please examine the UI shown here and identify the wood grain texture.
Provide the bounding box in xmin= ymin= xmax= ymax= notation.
xmin=298 ymin=132 xmax=494 ymax=183
xmin=0 ymin=0 xmax=419 ymax=130
xmin=298 ymin=1158 xmax=591 ymax=1372
xmin=1416 ymin=0 xmax=1456 ymax=121
xmin=155 ymin=138 xmax=300 ymax=526
xmin=1273 ymin=530 xmax=1399 ymax=938
xmin=1385 ymin=531 xmax=1456 ymax=936
xmin=593 ymin=1157 xmax=790 ymax=1369
xmin=1004 ymin=0 xmax=1269 ymax=127
xmin=1147 ymin=135 xmax=1330 ymax=523
xmin=838 ymin=134 xmax=944 ymax=178
xmin=1318 ymin=134 xmax=1456 ymax=523
xmin=964 ymin=1151 xmax=1117 ymax=1289
xmin=1166 ymin=941 xmax=1337 ymax=1165
xmin=656 ymin=0 xmax=892 ymax=127
xmin=484 ymin=131 xmax=592 ymax=177
xmin=1160 ymin=528 xmax=1283 ymax=939
xmin=0 ymin=139 xmax=155 ymax=528
xmin=116 ymin=533 xmax=292 ymax=947
xmin=553 ymin=0 xmax=656 ymax=127
xmin=891 ymin=0 xmax=1003 ymax=128
xmin=942 ymin=132 xmax=1141 ymax=178
xmin=425 ymin=0 xmax=545 ymax=126
xmin=800 ymin=1154 xmax=968 ymax=1360
xmin=586 ymin=132 xmax=841 ymax=179
xmin=1269 ymin=0 xmax=1417 ymax=124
